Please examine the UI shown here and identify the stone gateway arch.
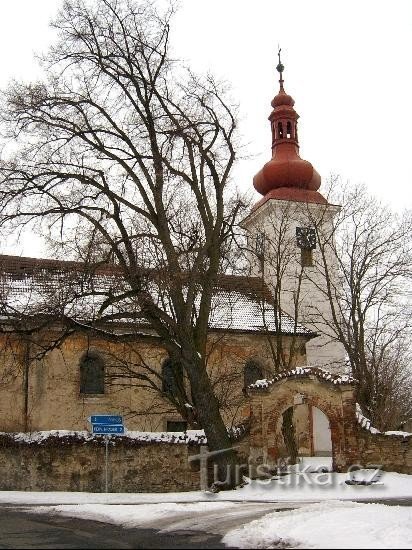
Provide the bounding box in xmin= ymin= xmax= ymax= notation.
xmin=245 ymin=367 xmax=412 ymax=474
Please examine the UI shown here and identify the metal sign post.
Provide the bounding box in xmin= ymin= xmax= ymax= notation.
xmin=88 ymin=414 xmax=125 ymax=493
xmin=105 ymin=435 xmax=109 ymax=493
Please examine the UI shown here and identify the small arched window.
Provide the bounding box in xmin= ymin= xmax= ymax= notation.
xmin=244 ymin=360 xmax=264 ymax=388
xmin=80 ymin=352 xmax=105 ymax=394
xmin=278 ymin=122 xmax=284 ymax=139
xmin=162 ymin=358 xmax=183 ymax=396
xmin=286 ymin=121 xmax=292 ymax=138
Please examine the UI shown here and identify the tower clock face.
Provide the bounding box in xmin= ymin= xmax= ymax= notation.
xmin=296 ymin=227 xmax=316 ymax=249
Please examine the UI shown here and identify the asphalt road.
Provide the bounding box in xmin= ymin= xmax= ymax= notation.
xmin=0 ymin=499 xmax=410 ymax=549
xmin=0 ymin=502 xmax=300 ymax=549
xmin=0 ymin=507 xmax=229 ymax=549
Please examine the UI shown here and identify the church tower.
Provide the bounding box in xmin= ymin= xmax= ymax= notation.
xmin=242 ymin=53 xmax=346 ymax=372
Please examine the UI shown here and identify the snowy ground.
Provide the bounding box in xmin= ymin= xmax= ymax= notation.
xmin=1 ymin=464 xmax=411 ymax=548
xmin=19 ymin=498 xmax=412 ymax=549
xmin=223 ymin=501 xmax=412 ymax=549
xmin=1 ymin=466 xmax=411 ymax=505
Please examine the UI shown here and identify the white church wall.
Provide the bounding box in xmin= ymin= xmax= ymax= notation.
xmin=243 ymin=198 xmax=346 ymax=373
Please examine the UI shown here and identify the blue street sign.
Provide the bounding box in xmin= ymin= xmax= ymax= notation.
xmin=92 ymin=424 xmax=125 ymax=434
xmin=89 ymin=415 xmax=123 ymax=425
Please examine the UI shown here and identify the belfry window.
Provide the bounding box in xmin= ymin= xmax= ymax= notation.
xmin=162 ymin=358 xmax=183 ymax=396
xmin=244 ymin=360 xmax=263 ymax=388
xmin=296 ymin=227 xmax=316 ymax=268
xmin=301 ymin=248 xmax=314 ymax=268
xmin=287 ymin=121 xmax=292 ymax=139
xmin=80 ymin=352 xmax=105 ymax=394
xmin=255 ymin=232 xmax=266 ymax=258
xmin=278 ymin=122 xmax=284 ymax=139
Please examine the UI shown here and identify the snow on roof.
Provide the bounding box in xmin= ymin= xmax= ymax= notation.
xmin=209 ymin=290 xmax=311 ymax=334
xmin=355 ymin=404 xmax=412 ymax=438
xmin=0 ymin=254 xmax=313 ymax=336
xmin=249 ymin=366 xmax=356 ymax=390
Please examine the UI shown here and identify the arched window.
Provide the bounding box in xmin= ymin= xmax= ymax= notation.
xmin=277 ymin=122 xmax=284 ymax=139
xmin=287 ymin=121 xmax=292 ymax=138
xmin=162 ymin=358 xmax=183 ymax=396
xmin=244 ymin=360 xmax=263 ymax=388
xmin=80 ymin=352 xmax=105 ymax=394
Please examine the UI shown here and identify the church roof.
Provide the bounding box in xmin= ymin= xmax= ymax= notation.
xmin=0 ymin=254 xmax=313 ymax=336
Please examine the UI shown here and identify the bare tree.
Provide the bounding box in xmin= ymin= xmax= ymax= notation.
xmin=246 ymin=202 xmax=309 ymax=373
xmin=100 ymin=335 xmax=247 ymax=429
xmin=244 ymin=179 xmax=412 ymax=430
xmin=0 ymin=0 xmax=248 ymax=486
xmin=312 ymin=180 xmax=412 ymax=429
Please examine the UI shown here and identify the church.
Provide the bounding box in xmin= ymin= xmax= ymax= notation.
xmin=0 ymin=59 xmax=346 ymax=459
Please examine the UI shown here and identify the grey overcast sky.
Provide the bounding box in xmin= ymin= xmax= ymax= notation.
xmin=0 ymin=0 xmax=411 ymax=256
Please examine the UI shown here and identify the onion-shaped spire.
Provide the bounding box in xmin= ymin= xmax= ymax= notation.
xmin=253 ymin=50 xmax=327 ymax=206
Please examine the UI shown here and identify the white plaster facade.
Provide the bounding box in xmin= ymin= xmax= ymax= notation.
xmin=242 ymin=197 xmax=346 ymax=373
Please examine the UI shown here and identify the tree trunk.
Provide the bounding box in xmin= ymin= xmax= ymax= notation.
xmin=185 ymin=355 xmax=238 ymax=489
xmin=282 ymin=407 xmax=298 ymax=466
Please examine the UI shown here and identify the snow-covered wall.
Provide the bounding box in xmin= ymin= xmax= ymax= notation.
xmin=0 ymin=431 xmax=204 ymax=492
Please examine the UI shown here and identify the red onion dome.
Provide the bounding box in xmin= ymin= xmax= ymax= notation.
xmin=253 ymin=152 xmax=321 ymax=196
xmin=252 ymin=52 xmax=325 ymax=204
xmin=271 ymin=89 xmax=295 ymax=108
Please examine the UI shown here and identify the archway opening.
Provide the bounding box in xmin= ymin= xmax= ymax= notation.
xmin=276 ymin=404 xmax=332 ymax=463
xmin=312 ymin=406 xmax=332 ymax=457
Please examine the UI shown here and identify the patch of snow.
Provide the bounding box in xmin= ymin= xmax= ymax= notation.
xmin=223 ymin=501 xmax=412 ymax=549
xmin=249 ymin=366 xmax=356 ymax=390
xmin=2 ymin=430 xmax=93 ymax=444
xmin=37 ymin=502 xmax=235 ymax=529
xmin=292 ymin=456 xmax=333 ymax=472
xmin=355 ymin=405 xmax=412 ymax=438
xmin=208 ymin=290 xmax=312 ymax=335
xmin=355 ymin=404 xmax=381 ymax=434
xmin=0 ymin=470 xmax=411 ymax=505
xmin=0 ymin=429 xmax=207 ymax=446
xmin=0 ymin=424 xmax=249 ymax=446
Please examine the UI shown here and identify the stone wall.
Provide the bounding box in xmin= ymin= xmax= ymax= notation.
xmin=342 ymin=403 xmax=412 ymax=474
xmin=0 ymin=433 xmax=202 ymax=492
xmin=346 ymin=426 xmax=412 ymax=474
xmin=354 ymin=431 xmax=412 ymax=474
